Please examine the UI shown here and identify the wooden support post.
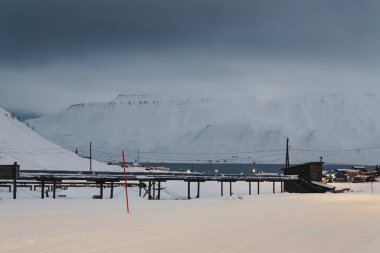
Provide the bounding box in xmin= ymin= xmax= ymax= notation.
xmin=249 ymin=181 xmax=252 ymax=195
xmin=257 ymin=182 xmax=260 ymax=195
xmin=90 ymin=142 xmax=92 ymax=172
xmin=281 ymin=181 xmax=283 ymax=193
xmin=148 ymin=181 xmax=152 ymax=200
xmin=157 ymin=181 xmax=161 ymax=200
xmin=13 ymin=162 xmax=17 ymax=199
xmin=53 ymin=180 xmax=56 ymax=199
xmin=221 ymin=181 xmax=224 ymax=197
xmin=110 ymin=181 xmax=114 ymax=199
xmin=139 ymin=182 xmax=142 ymax=197
xmin=41 ymin=180 xmax=45 ymax=199
xmin=153 ymin=181 xmax=156 ymax=200
xmin=187 ymin=181 xmax=191 ymax=200
xmin=196 ymin=181 xmax=200 ymax=198
xmin=100 ymin=182 xmax=103 ymax=199
xmin=273 ymin=181 xmax=275 ymax=194
xmin=229 ymin=181 xmax=232 ymax=196
xmin=285 ymin=138 xmax=290 ymax=168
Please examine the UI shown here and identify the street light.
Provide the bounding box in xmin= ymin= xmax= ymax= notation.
xmin=214 ymin=169 xmax=218 ymax=176
xmin=252 ymin=168 xmax=256 ymax=174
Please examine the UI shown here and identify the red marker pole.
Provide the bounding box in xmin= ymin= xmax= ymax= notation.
xmin=122 ymin=150 xmax=130 ymax=213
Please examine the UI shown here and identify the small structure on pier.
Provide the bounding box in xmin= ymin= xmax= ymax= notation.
xmin=283 ymin=162 xmax=335 ymax=193
xmin=0 ymin=162 xmax=19 ymax=199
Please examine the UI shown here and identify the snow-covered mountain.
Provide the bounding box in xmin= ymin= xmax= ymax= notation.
xmin=0 ymin=107 xmax=122 ymax=171
xmin=27 ymin=93 xmax=380 ymax=165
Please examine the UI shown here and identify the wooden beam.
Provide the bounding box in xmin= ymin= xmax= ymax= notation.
xmin=187 ymin=181 xmax=191 ymax=200
xmin=153 ymin=181 xmax=156 ymax=200
xmin=148 ymin=181 xmax=152 ymax=200
xmin=13 ymin=162 xmax=17 ymax=199
xmin=100 ymin=182 xmax=103 ymax=199
xmin=157 ymin=181 xmax=161 ymax=200
xmin=257 ymin=181 xmax=260 ymax=195
xmin=41 ymin=180 xmax=45 ymax=199
xmin=53 ymin=180 xmax=56 ymax=199
xmin=110 ymin=181 xmax=114 ymax=199
xmin=196 ymin=181 xmax=200 ymax=198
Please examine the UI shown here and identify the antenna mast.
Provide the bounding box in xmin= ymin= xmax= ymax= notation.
xmin=285 ymin=138 xmax=290 ymax=168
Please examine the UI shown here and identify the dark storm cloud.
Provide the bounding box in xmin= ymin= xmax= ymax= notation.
xmin=1 ymin=0 xmax=380 ymax=114
xmin=2 ymin=0 xmax=380 ymax=66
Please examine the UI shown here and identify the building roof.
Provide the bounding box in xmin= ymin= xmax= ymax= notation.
xmin=311 ymin=181 xmax=336 ymax=189
xmin=283 ymin=162 xmax=324 ymax=170
xmin=346 ymin=169 xmax=360 ymax=173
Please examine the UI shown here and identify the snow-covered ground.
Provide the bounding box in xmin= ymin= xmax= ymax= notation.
xmin=1 ymin=181 xmax=379 ymax=253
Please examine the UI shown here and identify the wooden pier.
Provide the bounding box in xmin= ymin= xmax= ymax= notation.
xmin=1 ymin=161 xmax=335 ymax=200
xmin=1 ymin=168 xmax=301 ymax=200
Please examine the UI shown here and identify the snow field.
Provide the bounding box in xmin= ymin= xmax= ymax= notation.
xmin=1 ymin=182 xmax=380 ymax=253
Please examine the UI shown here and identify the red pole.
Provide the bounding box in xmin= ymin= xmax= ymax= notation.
xmin=122 ymin=150 xmax=130 ymax=213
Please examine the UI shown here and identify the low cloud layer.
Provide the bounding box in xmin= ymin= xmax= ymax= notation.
xmin=1 ymin=0 xmax=380 ymax=114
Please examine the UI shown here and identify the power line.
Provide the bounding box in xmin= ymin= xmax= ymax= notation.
xmin=291 ymin=145 xmax=380 ymax=153
xmin=87 ymin=146 xmax=287 ymax=155
xmin=137 ymin=148 xmax=287 ymax=155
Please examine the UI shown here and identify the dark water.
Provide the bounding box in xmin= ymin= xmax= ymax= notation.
xmin=141 ymin=163 xmax=359 ymax=175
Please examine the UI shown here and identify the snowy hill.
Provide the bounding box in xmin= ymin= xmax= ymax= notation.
xmin=0 ymin=107 xmax=123 ymax=171
xmin=27 ymin=93 xmax=380 ymax=165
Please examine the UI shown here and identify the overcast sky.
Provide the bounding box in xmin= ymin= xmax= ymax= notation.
xmin=1 ymin=0 xmax=380 ymax=114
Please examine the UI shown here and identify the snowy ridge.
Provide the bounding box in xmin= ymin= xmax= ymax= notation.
xmin=27 ymin=93 xmax=380 ymax=164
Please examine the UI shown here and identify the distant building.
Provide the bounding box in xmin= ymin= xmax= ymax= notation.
xmin=346 ymin=167 xmax=366 ymax=182
xmin=352 ymin=166 xmax=367 ymax=172
xmin=335 ymin=170 xmax=348 ymax=182
xmin=324 ymin=170 xmax=337 ymax=183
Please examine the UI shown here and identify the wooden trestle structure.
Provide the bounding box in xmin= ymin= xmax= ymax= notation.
xmin=1 ymin=169 xmax=300 ymax=200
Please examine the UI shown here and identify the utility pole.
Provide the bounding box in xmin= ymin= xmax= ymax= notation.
xmin=90 ymin=142 xmax=92 ymax=172
xmin=285 ymin=138 xmax=290 ymax=168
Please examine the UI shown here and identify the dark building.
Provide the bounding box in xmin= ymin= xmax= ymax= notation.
xmin=284 ymin=162 xmax=323 ymax=181
xmin=0 ymin=163 xmax=20 ymax=179
xmin=283 ymin=162 xmax=334 ymax=193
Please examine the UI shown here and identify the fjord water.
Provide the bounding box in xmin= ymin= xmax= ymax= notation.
xmin=140 ymin=163 xmax=358 ymax=175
